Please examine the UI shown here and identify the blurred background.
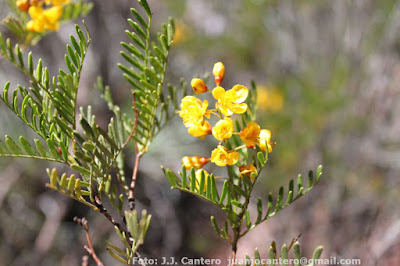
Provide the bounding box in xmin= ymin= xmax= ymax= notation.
xmin=1 ymin=0 xmax=400 ymax=265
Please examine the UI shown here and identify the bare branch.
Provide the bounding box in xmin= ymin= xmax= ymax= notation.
xmin=74 ymin=217 xmax=104 ymax=266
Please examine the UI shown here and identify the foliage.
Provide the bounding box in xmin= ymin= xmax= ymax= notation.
xmin=0 ymin=0 xmax=325 ymax=264
xmin=164 ymin=76 xmax=323 ymax=259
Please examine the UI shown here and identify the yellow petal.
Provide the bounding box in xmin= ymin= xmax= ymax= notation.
xmin=44 ymin=6 xmax=62 ymax=22
xmin=217 ymin=103 xmax=233 ymax=116
xmin=212 ymin=86 xmax=225 ymax=100
xmin=228 ymin=151 xmax=239 ymax=165
xmin=230 ymin=84 xmax=248 ymax=103
xmin=239 ymin=121 xmax=261 ymax=146
xmin=259 ymin=129 xmax=274 ymax=153
xmin=28 ymin=6 xmax=43 ymax=20
xmin=229 ymin=102 xmax=248 ymax=114
xmin=188 ymin=120 xmax=211 ymax=139
xmin=212 ymin=117 xmax=233 ymax=141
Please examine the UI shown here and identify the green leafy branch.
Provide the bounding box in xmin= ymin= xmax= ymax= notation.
xmin=240 ymin=241 xmax=323 ymax=266
xmin=106 ymin=210 xmax=151 ymax=264
xmin=118 ymin=0 xmax=178 ymax=154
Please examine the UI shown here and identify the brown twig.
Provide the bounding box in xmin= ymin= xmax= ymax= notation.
xmin=82 ymin=255 xmax=89 ymax=266
xmin=123 ymin=92 xmax=139 ymax=148
xmin=231 ymin=250 xmax=236 ymax=266
xmin=74 ymin=217 xmax=104 ymax=266
xmin=128 ymin=92 xmax=142 ymax=210
xmin=128 ymin=153 xmax=141 ymax=210
xmin=93 ymin=195 xmax=124 ymax=232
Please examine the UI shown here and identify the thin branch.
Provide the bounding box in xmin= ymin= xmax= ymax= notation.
xmin=123 ymin=92 xmax=139 ymax=148
xmin=73 ymin=217 xmax=104 ymax=266
xmin=93 ymin=195 xmax=124 ymax=232
xmin=128 ymin=154 xmax=141 ymax=210
xmin=128 ymin=92 xmax=142 ymax=210
xmin=82 ymin=255 xmax=89 ymax=266
xmin=231 ymin=250 xmax=237 ymax=266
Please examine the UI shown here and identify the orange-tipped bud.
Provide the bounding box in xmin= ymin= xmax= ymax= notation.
xmin=182 ymin=156 xmax=209 ymax=170
xmin=191 ymin=78 xmax=208 ymax=94
xmin=213 ymin=62 xmax=225 ymax=86
xmin=16 ymin=0 xmax=30 ymax=12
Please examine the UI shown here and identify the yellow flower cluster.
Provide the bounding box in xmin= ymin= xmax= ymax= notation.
xmin=180 ymin=62 xmax=276 ymax=182
xmin=16 ymin=0 xmax=69 ymax=33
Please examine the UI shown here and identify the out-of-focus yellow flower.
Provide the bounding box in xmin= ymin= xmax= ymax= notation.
xmin=182 ymin=156 xmax=209 ymax=170
xmin=45 ymin=0 xmax=70 ymax=6
xmin=212 ymin=117 xmax=233 ymax=141
xmin=213 ymin=62 xmax=225 ymax=86
xmin=27 ymin=6 xmax=62 ymax=33
xmin=191 ymin=78 xmax=208 ymax=94
xmin=212 ymin=85 xmax=248 ymax=116
xmin=239 ymin=163 xmax=257 ymax=181
xmin=257 ymin=85 xmax=284 ymax=112
xmin=16 ymin=0 xmax=30 ymax=12
xmin=179 ymin=96 xmax=211 ymax=128
xmin=239 ymin=122 xmax=261 ymax=146
xmin=259 ymin=129 xmax=275 ymax=153
xmin=211 ymin=145 xmax=239 ymax=167
xmin=188 ymin=120 xmax=212 ymax=139
xmin=172 ymin=19 xmax=191 ymax=45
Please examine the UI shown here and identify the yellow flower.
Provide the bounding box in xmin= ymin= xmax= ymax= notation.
xmin=27 ymin=6 xmax=62 ymax=33
xmin=182 ymin=156 xmax=209 ymax=170
xmin=212 ymin=85 xmax=248 ymax=116
xmin=195 ymin=169 xmax=209 ymax=192
xmin=172 ymin=19 xmax=191 ymax=45
xmin=46 ymin=0 xmax=70 ymax=6
xmin=179 ymin=96 xmax=211 ymax=128
xmin=257 ymin=85 xmax=284 ymax=112
xmin=259 ymin=129 xmax=275 ymax=153
xmin=239 ymin=163 xmax=257 ymax=181
xmin=239 ymin=122 xmax=261 ymax=146
xmin=188 ymin=120 xmax=212 ymax=139
xmin=191 ymin=78 xmax=208 ymax=94
xmin=213 ymin=62 xmax=225 ymax=86
xmin=16 ymin=0 xmax=30 ymax=12
xmin=212 ymin=117 xmax=233 ymax=141
xmin=211 ymin=145 xmax=239 ymax=167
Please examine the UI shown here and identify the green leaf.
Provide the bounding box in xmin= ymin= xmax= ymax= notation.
xmin=281 ymin=244 xmax=288 ymax=266
xmin=35 ymin=139 xmax=47 ymax=157
xmin=71 ymin=164 xmax=91 ymax=176
xmin=312 ymin=246 xmax=323 ymax=260
xmin=316 ymin=165 xmax=323 ymax=183
xmin=165 ymin=169 xmax=177 ymax=187
xmin=257 ymin=151 xmax=265 ymax=167
xmin=19 ymin=136 xmax=36 ymax=156
xmin=49 ymin=168 xmax=58 ymax=188
xmin=254 ymin=248 xmax=262 ymax=266
xmin=139 ymin=0 xmax=152 ymax=17
xmin=210 ymin=216 xmax=220 ymax=237
xmin=67 ymin=174 xmax=76 ymax=193
xmin=106 ymin=247 xmax=128 ymax=264
xmin=5 ymin=135 xmax=21 ymax=155
xmin=293 ymin=242 xmax=301 ymax=264
xmin=130 ymin=8 xmax=148 ymax=28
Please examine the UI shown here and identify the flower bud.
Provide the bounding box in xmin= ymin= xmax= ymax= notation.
xmin=16 ymin=0 xmax=29 ymax=12
xmin=182 ymin=156 xmax=209 ymax=170
xmin=213 ymin=62 xmax=225 ymax=86
xmin=191 ymin=78 xmax=208 ymax=94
